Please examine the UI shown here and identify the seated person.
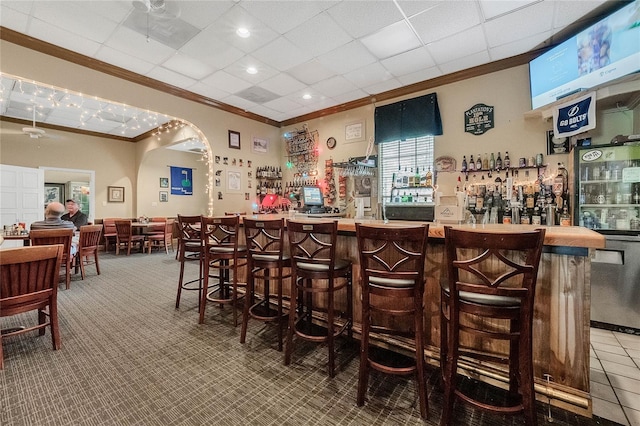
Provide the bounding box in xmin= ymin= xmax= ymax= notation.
xmin=61 ymin=199 xmax=88 ymax=230
xmin=31 ymin=202 xmax=78 ymax=254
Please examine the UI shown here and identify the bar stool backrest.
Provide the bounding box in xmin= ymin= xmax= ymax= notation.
xmin=444 ymin=226 xmax=546 ymax=312
xmin=202 ymin=216 xmax=240 ymax=249
xmin=243 ymin=217 xmax=286 ymax=261
xmin=356 ymin=224 xmax=429 ymax=292
xmin=287 ymin=220 xmax=337 ymax=270
xmin=177 ymin=215 xmax=202 ymax=244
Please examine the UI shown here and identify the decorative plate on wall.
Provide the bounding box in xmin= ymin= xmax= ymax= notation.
xmin=435 ymin=156 xmax=456 ymax=172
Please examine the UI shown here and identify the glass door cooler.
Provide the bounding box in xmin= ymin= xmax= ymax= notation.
xmin=574 ymin=143 xmax=640 ymax=233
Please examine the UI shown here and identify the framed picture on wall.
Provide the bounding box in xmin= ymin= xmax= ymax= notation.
xmin=345 ymin=120 xmax=365 ymax=143
xmin=159 ymin=177 xmax=169 ymax=188
xmin=108 ymin=186 xmax=125 ymax=203
xmin=228 ymin=130 xmax=241 ymax=150
xmin=252 ymin=137 xmax=268 ymax=153
xmin=547 ymin=130 xmax=570 ymax=155
xmin=44 ymin=183 xmax=65 ymax=206
xmin=227 ymin=170 xmax=241 ymax=192
xmin=159 ymin=191 xmax=168 ymax=202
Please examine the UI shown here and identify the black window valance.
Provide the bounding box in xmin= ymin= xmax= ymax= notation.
xmin=374 ymin=93 xmax=442 ymax=144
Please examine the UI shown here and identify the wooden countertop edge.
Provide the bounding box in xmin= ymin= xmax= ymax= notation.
xmin=242 ymin=214 xmax=606 ymax=249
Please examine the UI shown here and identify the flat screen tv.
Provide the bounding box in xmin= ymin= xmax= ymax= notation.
xmin=302 ymin=186 xmax=323 ymax=207
xmin=529 ymin=0 xmax=640 ymax=110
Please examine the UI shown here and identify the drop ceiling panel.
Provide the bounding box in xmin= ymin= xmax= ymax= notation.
xmin=479 ymin=0 xmax=540 ymax=20
xmin=180 ymin=28 xmax=245 ymax=70
xmin=364 ymin=78 xmax=403 ymax=96
xmin=201 ymin=70 xmax=253 ymax=95
xmin=252 ymin=37 xmax=314 ymax=72
xmin=258 ymin=73 xmax=307 ymax=97
xmin=28 ymin=18 xmax=102 ymax=57
xmin=177 ymin=1 xmax=234 ymax=30
xmin=206 ymin=5 xmax=280 ymax=54
xmin=427 ymin=25 xmax=488 ymax=65
xmin=223 ymin=55 xmax=279 ymax=85
xmin=311 ymin=76 xmax=358 ymax=99
xmin=316 ymin=41 xmax=378 ymax=75
xmin=95 ymin=46 xmax=156 ymax=76
xmin=287 ymin=60 xmax=337 ymax=86
xmin=360 ymin=20 xmax=422 ymax=60
xmin=262 ymin=97 xmax=303 ymax=114
xmin=146 ymin=66 xmax=198 ymax=90
xmin=0 ymin=5 xmax=29 ymax=33
xmin=409 ymin=2 xmax=481 ymax=43
xmin=397 ymin=67 xmax=443 ymax=86
xmin=327 ymin=1 xmax=404 ymax=39
xmin=381 ymin=46 xmax=436 ymax=77
xmin=343 ymin=62 xmax=393 ymax=89
xmin=439 ymin=50 xmax=492 ymax=75
xmin=483 ymin=1 xmax=555 ymax=47
xmin=240 ymin=1 xmax=325 ymax=34
xmin=104 ymin=26 xmax=175 ymax=64
xmin=30 ymin=2 xmax=120 ymax=43
xmin=284 ymin=12 xmax=354 ymax=58
xmin=489 ymin=30 xmax=552 ymax=61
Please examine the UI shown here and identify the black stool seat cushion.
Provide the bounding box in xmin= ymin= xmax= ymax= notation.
xmin=368 ymin=276 xmax=415 ymax=288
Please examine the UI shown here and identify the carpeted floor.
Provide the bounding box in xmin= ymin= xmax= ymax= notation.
xmin=0 ymin=252 xmax=619 ymax=425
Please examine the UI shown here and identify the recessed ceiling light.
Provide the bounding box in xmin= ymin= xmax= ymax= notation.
xmin=246 ymin=67 xmax=258 ymax=75
xmin=302 ymin=94 xmax=312 ymax=100
xmin=236 ymin=27 xmax=250 ymax=38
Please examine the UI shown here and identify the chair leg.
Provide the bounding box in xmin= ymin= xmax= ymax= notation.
xmin=0 ymin=335 xmax=4 ymax=370
xmin=284 ymin=274 xmax=297 ymax=366
xmin=95 ymin=251 xmax=101 ymax=275
xmin=176 ymin=248 xmax=186 ymax=309
xmin=327 ymin=277 xmax=335 ymax=378
xmin=276 ymin=268 xmax=284 ymax=352
xmin=347 ymin=270 xmax=353 ymax=338
xmin=357 ymin=286 xmax=370 ymax=406
xmin=80 ymin=254 xmax=86 ymax=280
xmin=415 ymin=295 xmax=428 ymax=420
xmin=38 ymin=309 xmax=47 ymax=335
xmin=440 ymin=314 xmax=459 ymax=426
xmin=198 ymin=254 xmax=210 ymax=324
xmin=240 ymin=268 xmax=254 ymax=344
xmin=50 ymin=299 xmax=61 ymax=350
xmin=65 ymin=259 xmax=71 ymax=290
xmin=232 ymin=261 xmax=239 ymax=327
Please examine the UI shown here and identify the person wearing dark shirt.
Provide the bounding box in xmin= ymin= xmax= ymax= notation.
xmin=61 ymin=199 xmax=88 ymax=230
xmin=31 ymin=201 xmax=78 ymax=255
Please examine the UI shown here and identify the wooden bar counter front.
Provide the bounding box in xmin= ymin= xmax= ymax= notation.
xmin=240 ymin=215 xmax=605 ymax=417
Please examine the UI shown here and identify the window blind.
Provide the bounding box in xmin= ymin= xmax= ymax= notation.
xmin=379 ymin=136 xmax=434 ymax=200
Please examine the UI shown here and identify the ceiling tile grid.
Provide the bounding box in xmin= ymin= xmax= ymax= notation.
xmin=0 ymin=0 xmax=622 ymax=135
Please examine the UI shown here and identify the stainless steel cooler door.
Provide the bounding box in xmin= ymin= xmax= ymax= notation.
xmin=591 ymin=235 xmax=640 ymax=329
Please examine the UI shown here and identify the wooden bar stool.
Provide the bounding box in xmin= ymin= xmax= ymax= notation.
xmin=199 ymin=216 xmax=247 ymax=326
xmin=240 ymin=218 xmax=291 ymax=351
xmin=355 ymin=223 xmax=430 ymax=420
xmin=440 ymin=226 xmax=546 ymax=426
xmin=284 ymin=220 xmax=353 ymax=378
xmin=176 ymin=215 xmax=204 ymax=309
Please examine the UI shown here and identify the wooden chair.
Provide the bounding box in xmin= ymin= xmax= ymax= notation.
xmin=0 ymin=245 xmax=64 ymax=369
xmin=147 ymin=219 xmax=175 ymax=254
xmin=199 ymin=216 xmax=247 ymax=326
xmin=30 ymin=228 xmax=76 ymax=290
xmin=147 ymin=217 xmax=167 ymax=235
xmin=355 ymin=223 xmax=429 ymax=420
xmin=176 ymin=215 xmax=204 ymax=309
xmin=114 ymin=220 xmax=145 ymax=255
xmin=284 ymin=220 xmax=353 ymax=378
xmin=76 ymin=225 xmax=102 ymax=279
xmin=225 ymin=212 xmax=247 ymax=216
xmin=440 ymin=227 xmax=546 ymax=426
xmin=240 ymin=217 xmax=291 ymax=351
xmin=102 ymin=218 xmax=117 ymax=253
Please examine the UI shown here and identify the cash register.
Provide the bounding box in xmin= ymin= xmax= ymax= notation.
xmin=299 ymin=186 xmax=345 ymax=217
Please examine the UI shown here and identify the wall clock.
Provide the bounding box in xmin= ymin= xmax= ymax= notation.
xmin=326 ymin=137 xmax=337 ymax=150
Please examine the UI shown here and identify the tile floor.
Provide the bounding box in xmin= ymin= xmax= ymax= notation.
xmin=590 ymin=327 xmax=640 ymax=426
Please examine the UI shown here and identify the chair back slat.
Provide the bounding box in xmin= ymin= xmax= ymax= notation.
xmin=177 ymin=215 xmax=201 ymax=242
xmin=0 ymin=245 xmax=63 ymax=306
xmin=202 ymin=216 xmax=240 ymax=248
xmin=30 ymin=228 xmax=73 ymax=259
xmin=114 ymin=220 xmax=133 ymax=239
xmin=79 ymin=225 xmax=102 ymax=249
xmin=243 ymin=218 xmax=286 ymax=260
xmin=102 ymin=219 xmax=117 ymax=235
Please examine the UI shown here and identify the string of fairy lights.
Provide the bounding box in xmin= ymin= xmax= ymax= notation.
xmin=0 ymin=73 xmax=215 ymax=216
xmin=0 ymin=73 xmax=171 ymax=137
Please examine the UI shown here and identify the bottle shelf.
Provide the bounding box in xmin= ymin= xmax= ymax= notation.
xmin=460 ymin=165 xmax=547 ymax=173
xmin=580 ymin=179 xmax=622 ymax=184
xmin=580 ymin=204 xmax=640 ymax=208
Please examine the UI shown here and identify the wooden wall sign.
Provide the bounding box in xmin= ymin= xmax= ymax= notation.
xmin=464 ymin=103 xmax=494 ymax=135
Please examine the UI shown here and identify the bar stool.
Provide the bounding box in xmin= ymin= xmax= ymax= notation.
xmin=199 ymin=216 xmax=247 ymax=326
xmin=355 ymin=223 xmax=430 ymax=420
xmin=440 ymin=226 xmax=546 ymax=426
xmin=176 ymin=215 xmax=204 ymax=309
xmin=240 ymin=218 xmax=291 ymax=351
xmin=284 ymin=220 xmax=352 ymax=378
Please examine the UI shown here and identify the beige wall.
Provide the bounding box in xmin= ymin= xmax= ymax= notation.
xmin=1 ymin=39 xmax=636 ymax=218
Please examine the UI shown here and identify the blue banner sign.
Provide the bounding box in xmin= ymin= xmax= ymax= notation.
xmin=553 ymin=92 xmax=596 ymax=137
xmin=170 ymin=166 xmax=193 ymax=195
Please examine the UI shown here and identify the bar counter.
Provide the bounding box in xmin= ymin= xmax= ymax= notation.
xmin=243 ymin=214 xmax=605 ymax=417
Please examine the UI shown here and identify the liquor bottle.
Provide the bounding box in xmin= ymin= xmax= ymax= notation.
xmin=419 ymin=168 xmax=427 ymax=187
xmin=461 ymin=156 xmax=468 ymax=172
xmin=469 ymin=155 xmax=475 ymax=171
xmin=532 ymin=206 xmax=541 ymax=225
xmin=489 ymin=153 xmax=495 ymax=170
xmin=425 ymin=167 xmax=433 ymax=188
xmin=476 ymin=154 xmax=482 ymax=171
xmin=395 ymin=168 xmax=403 ymax=188
xmin=408 ymin=168 xmax=415 ymax=187
xmin=456 ymin=176 xmax=462 ymax=192
xmin=502 ymin=204 xmax=512 ymax=224
xmin=504 ymin=151 xmax=511 ymax=169
xmin=560 ymin=203 xmax=571 ymax=226
xmin=415 ymin=167 xmax=422 ymax=187
xmin=634 ymin=184 xmax=640 ymax=204
xmin=520 ymin=207 xmax=530 ymax=224
xmin=496 ymin=152 xmax=502 ymax=170
xmin=482 ymin=153 xmax=489 ymax=170
xmin=402 ymin=167 xmax=409 ymax=187
xmin=592 ymin=163 xmax=601 ymax=180
xmin=579 ymin=186 xmax=586 ymax=204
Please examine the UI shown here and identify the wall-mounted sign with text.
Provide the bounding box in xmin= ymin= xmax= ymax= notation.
xmin=464 ymin=103 xmax=494 ymax=135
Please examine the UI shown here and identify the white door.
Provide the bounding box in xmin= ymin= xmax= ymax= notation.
xmin=0 ymin=164 xmax=44 ymax=228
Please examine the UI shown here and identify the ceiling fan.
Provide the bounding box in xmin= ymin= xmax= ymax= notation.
xmin=22 ymin=107 xmax=46 ymax=139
